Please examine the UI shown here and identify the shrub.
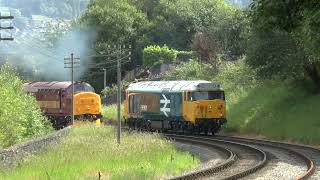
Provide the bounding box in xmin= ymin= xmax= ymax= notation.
xmin=0 ymin=64 xmax=52 ymax=147
xmin=164 ymin=59 xmax=215 ymax=80
xmin=101 ymin=81 xmax=131 ymax=96
xmin=176 ymin=51 xmax=196 ymax=62
xmin=101 ymin=104 xmax=124 ymax=125
xmin=143 ymin=45 xmax=177 ymax=66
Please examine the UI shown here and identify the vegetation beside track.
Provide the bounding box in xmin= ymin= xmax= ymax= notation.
xmin=0 ymin=65 xmax=52 ymax=148
xmin=165 ymin=60 xmax=320 ymax=144
xmin=101 ymin=104 xmax=124 ymax=125
xmin=0 ymin=125 xmax=199 ymax=179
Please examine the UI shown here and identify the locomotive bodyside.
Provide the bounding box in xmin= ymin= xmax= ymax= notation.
xmin=124 ymin=81 xmax=227 ymax=134
xmin=23 ymin=81 xmax=102 ymax=128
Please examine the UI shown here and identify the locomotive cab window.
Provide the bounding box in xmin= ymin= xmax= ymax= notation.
xmin=67 ymin=83 xmax=95 ymax=93
xmin=187 ymin=92 xmax=192 ymax=101
xmin=191 ymin=91 xmax=225 ymax=101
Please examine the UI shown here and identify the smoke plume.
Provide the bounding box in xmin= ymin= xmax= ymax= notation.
xmin=0 ymin=26 xmax=97 ymax=81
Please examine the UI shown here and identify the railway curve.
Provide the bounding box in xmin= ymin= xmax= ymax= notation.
xmin=165 ymin=134 xmax=267 ymax=180
xmin=215 ymin=135 xmax=319 ymax=180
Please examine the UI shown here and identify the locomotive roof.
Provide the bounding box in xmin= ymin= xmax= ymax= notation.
xmin=23 ymin=81 xmax=90 ymax=92
xmin=126 ymin=80 xmax=221 ymax=93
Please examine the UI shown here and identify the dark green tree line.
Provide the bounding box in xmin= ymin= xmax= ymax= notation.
xmin=247 ymin=0 xmax=320 ymax=92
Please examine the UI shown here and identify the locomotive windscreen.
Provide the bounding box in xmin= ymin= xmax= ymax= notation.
xmin=190 ymin=91 xmax=225 ymax=101
xmin=67 ymin=83 xmax=95 ymax=93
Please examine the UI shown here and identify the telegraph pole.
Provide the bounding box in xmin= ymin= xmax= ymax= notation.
xmin=103 ymin=44 xmax=131 ymax=144
xmin=117 ymin=45 xmax=122 ymax=144
xmin=0 ymin=13 xmax=14 ymax=41
xmin=64 ymin=53 xmax=80 ymax=125
xmin=88 ymin=45 xmax=131 ymax=144
xmin=103 ymin=68 xmax=106 ymax=89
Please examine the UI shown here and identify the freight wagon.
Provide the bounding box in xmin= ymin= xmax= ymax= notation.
xmin=124 ymin=80 xmax=226 ymax=135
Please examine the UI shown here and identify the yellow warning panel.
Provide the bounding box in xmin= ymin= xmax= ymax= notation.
xmin=95 ymin=119 xmax=101 ymax=126
xmin=72 ymin=120 xmax=101 ymax=127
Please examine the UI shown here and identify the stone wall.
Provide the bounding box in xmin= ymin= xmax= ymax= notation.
xmin=0 ymin=127 xmax=71 ymax=169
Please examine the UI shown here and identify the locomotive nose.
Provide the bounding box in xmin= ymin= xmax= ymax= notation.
xmin=74 ymin=92 xmax=101 ymax=115
xmin=196 ymin=101 xmax=225 ymax=118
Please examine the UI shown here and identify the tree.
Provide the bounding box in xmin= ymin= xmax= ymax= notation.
xmin=247 ymin=0 xmax=320 ymax=92
xmin=79 ymin=0 xmax=149 ymax=91
xmin=152 ymin=0 xmax=248 ymax=60
xmin=143 ymin=45 xmax=177 ymax=66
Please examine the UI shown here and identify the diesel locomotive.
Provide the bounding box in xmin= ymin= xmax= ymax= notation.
xmin=124 ymin=80 xmax=226 ymax=135
xmin=23 ymin=81 xmax=102 ymax=128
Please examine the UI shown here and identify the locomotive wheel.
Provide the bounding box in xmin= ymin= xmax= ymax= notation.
xmin=184 ymin=123 xmax=194 ymax=135
xmin=204 ymin=126 xmax=208 ymax=136
xmin=146 ymin=120 xmax=152 ymax=131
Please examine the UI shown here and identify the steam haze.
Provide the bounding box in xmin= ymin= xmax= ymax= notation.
xmin=1 ymin=28 xmax=97 ymax=81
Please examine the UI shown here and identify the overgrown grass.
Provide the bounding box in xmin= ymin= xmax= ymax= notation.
xmin=101 ymin=104 xmax=124 ymax=125
xmin=0 ymin=125 xmax=199 ymax=179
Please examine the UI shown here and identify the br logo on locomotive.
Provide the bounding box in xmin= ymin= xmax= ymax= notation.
xmin=160 ymin=94 xmax=170 ymax=117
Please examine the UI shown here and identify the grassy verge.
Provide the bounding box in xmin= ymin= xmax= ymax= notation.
xmin=213 ymin=61 xmax=320 ymax=144
xmin=222 ymin=80 xmax=320 ymax=144
xmin=0 ymin=125 xmax=199 ymax=179
xmin=101 ymin=104 xmax=124 ymax=125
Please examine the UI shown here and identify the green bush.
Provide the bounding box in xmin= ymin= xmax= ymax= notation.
xmin=0 ymin=65 xmax=52 ymax=148
xmin=101 ymin=104 xmax=124 ymax=125
xmin=101 ymin=81 xmax=130 ymax=96
xmin=164 ymin=59 xmax=215 ymax=80
xmin=143 ymin=45 xmax=177 ymax=66
xmin=176 ymin=51 xmax=196 ymax=62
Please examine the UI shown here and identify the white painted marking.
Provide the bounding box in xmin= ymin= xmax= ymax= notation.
xmin=160 ymin=94 xmax=170 ymax=117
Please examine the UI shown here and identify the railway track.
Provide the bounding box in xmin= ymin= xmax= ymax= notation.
xmin=123 ymin=127 xmax=318 ymax=179
xmin=164 ymin=134 xmax=267 ymax=180
xmin=215 ymin=135 xmax=319 ymax=180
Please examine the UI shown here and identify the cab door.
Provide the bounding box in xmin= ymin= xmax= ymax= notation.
xmin=182 ymin=91 xmax=191 ymax=122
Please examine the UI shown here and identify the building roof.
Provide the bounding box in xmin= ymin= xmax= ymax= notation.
xmin=126 ymin=80 xmax=221 ymax=93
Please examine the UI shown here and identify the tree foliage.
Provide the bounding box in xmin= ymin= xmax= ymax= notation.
xmin=164 ymin=60 xmax=215 ymax=81
xmin=79 ymin=0 xmax=149 ymax=90
xmin=247 ymin=0 xmax=320 ymax=91
xmin=0 ymin=65 xmax=52 ymax=147
xmin=79 ymin=0 xmax=248 ymax=91
xmin=143 ymin=45 xmax=177 ymax=66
